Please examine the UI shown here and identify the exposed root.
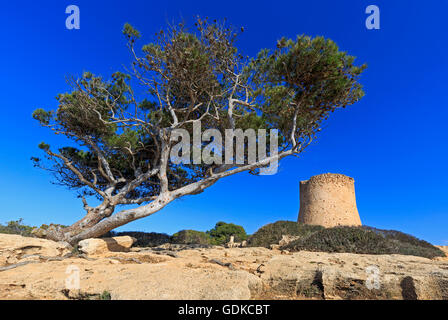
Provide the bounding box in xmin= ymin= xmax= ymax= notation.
xmin=0 ymin=261 xmax=40 ymax=272
xmin=108 ymin=256 xmax=142 ymax=264
xmin=153 ymin=251 xmax=179 ymax=258
xmin=0 ymin=253 xmax=96 ymax=272
xmin=209 ymin=258 xmax=235 ymax=270
xmin=131 ymin=248 xmax=179 ymax=258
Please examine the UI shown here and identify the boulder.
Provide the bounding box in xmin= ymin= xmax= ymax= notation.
xmin=78 ymin=236 xmax=136 ymax=255
xmin=278 ymin=235 xmax=301 ymax=246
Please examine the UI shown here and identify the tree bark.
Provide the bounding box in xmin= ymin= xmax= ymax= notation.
xmin=37 ymin=194 xmax=173 ymax=245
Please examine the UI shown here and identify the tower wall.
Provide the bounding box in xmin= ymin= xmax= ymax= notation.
xmin=297 ymin=173 xmax=362 ymax=228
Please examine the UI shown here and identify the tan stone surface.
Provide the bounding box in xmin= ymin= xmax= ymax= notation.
xmin=436 ymin=246 xmax=448 ymax=255
xmin=1 ymin=234 xmax=448 ymax=300
xmin=78 ymin=236 xmax=136 ymax=256
xmin=298 ymin=173 xmax=362 ymax=227
xmin=278 ymin=235 xmax=301 ymax=246
xmin=0 ymin=234 xmax=70 ymax=266
xmin=435 ymin=246 xmax=448 ymax=261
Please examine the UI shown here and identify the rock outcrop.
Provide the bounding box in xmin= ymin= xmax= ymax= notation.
xmin=1 ymin=234 xmax=447 ymax=300
xmin=0 ymin=234 xmax=71 ymax=267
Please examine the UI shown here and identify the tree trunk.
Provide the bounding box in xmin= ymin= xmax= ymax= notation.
xmin=36 ymin=194 xmax=173 ymax=245
xmin=37 ymin=206 xmax=113 ymax=245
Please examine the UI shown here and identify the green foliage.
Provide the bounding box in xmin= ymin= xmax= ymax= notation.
xmin=248 ymin=221 xmax=443 ymax=259
xmin=207 ymin=221 xmax=248 ymax=245
xmin=37 ymin=142 xmax=50 ymax=151
xmin=31 ymin=16 xmax=367 ymax=218
xmin=171 ymin=229 xmax=212 ymax=245
xmin=170 ymin=222 xmax=247 ymax=246
xmin=0 ymin=219 xmax=35 ymax=237
xmin=103 ymin=231 xmax=170 ymax=247
xmin=32 ymin=108 xmax=52 ymax=125
xmin=247 ymin=221 xmax=324 ymax=248
xmin=71 ymin=244 xmax=81 ymax=255
xmin=123 ymin=23 xmax=141 ymax=40
xmin=282 ymin=226 xmax=445 ymax=259
xmin=105 ymin=129 xmax=139 ymax=150
xmin=247 ymin=35 xmax=366 ymax=145
xmin=30 ymin=223 xmax=69 ymax=238
xmin=363 ymin=226 xmax=437 ymax=250
xmin=62 ymin=289 xmax=112 ymax=300
xmin=35 ymin=223 xmax=68 ymax=230
xmin=102 ymin=222 xmax=246 ymax=247
xmin=99 ymin=291 xmax=112 ymax=300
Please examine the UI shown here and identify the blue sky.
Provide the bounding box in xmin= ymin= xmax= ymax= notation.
xmin=1 ymin=0 xmax=447 ymax=244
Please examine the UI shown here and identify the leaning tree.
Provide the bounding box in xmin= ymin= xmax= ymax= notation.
xmin=32 ymin=17 xmax=366 ymax=244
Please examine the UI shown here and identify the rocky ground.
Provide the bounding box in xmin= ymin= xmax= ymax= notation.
xmin=0 ymin=234 xmax=447 ymax=300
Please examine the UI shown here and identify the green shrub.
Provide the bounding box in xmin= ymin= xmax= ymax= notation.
xmin=62 ymin=289 xmax=112 ymax=300
xmin=282 ymin=226 xmax=445 ymax=259
xmin=99 ymin=290 xmax=112 ymax=300
xmin=0 ymin=219 xmax=35 ymax=237
xmin=102 ymin=231 xmax=170 ymax=247
xmin=247 ymin=221 xmax=324 ymax=248
xmin=207 ymin=221 xmax=248 ymax=245
xmin=171 ymin=230 xmax=212 ymax=245
xmin=362 ymin=226 xmax=436 ymax=249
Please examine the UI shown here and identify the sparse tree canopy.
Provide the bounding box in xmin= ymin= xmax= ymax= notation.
xmin=32 ymin=17 xmax=366 ymax=244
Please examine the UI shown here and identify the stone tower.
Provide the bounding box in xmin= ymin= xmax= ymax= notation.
xmin=297 ymin=173 xmax=362 ymax=228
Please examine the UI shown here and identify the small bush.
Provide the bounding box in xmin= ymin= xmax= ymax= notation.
xmin=31 ymin=223 xmax=69 ymax=238
xmin=247 ymin=221 xmax=324 ymax=248
xmin=0 ymin=219 xmax=35 ymax=237
xmin=207 ymin=221 xmax=248 ymax=245
xmin=62 ymin=289 xmax=112 ymax=300
xmin=102 ymin=231 xmax=170 ymax=247
xmin=362 ymin=226 xmax=436 ymax=250
xmin=171 ymin=230 xmax=212 ymax=245
xmin=99 ymin=290 xmax=112 ymax=300
xmin=282 ymin=226 xmax=445 ymax=259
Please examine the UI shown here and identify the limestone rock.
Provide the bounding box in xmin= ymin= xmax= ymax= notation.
xmin=225 ymin=235 xmax=244 ymax=248
xmin=1 ymin=235 xmax=448 ymax=300
xmin=0 ymin=234 xmax=70 ymax=266
xmin=258 ymin=251 xmax=448 ymax=300
xmin=278 ymin=235 xmax=301 ymax=246
xmin=78 ymin=236 xmax=136 ymax=256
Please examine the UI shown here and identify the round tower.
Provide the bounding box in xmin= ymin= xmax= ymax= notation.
xmin=297 ymin=173 xmax=362 ymax=227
